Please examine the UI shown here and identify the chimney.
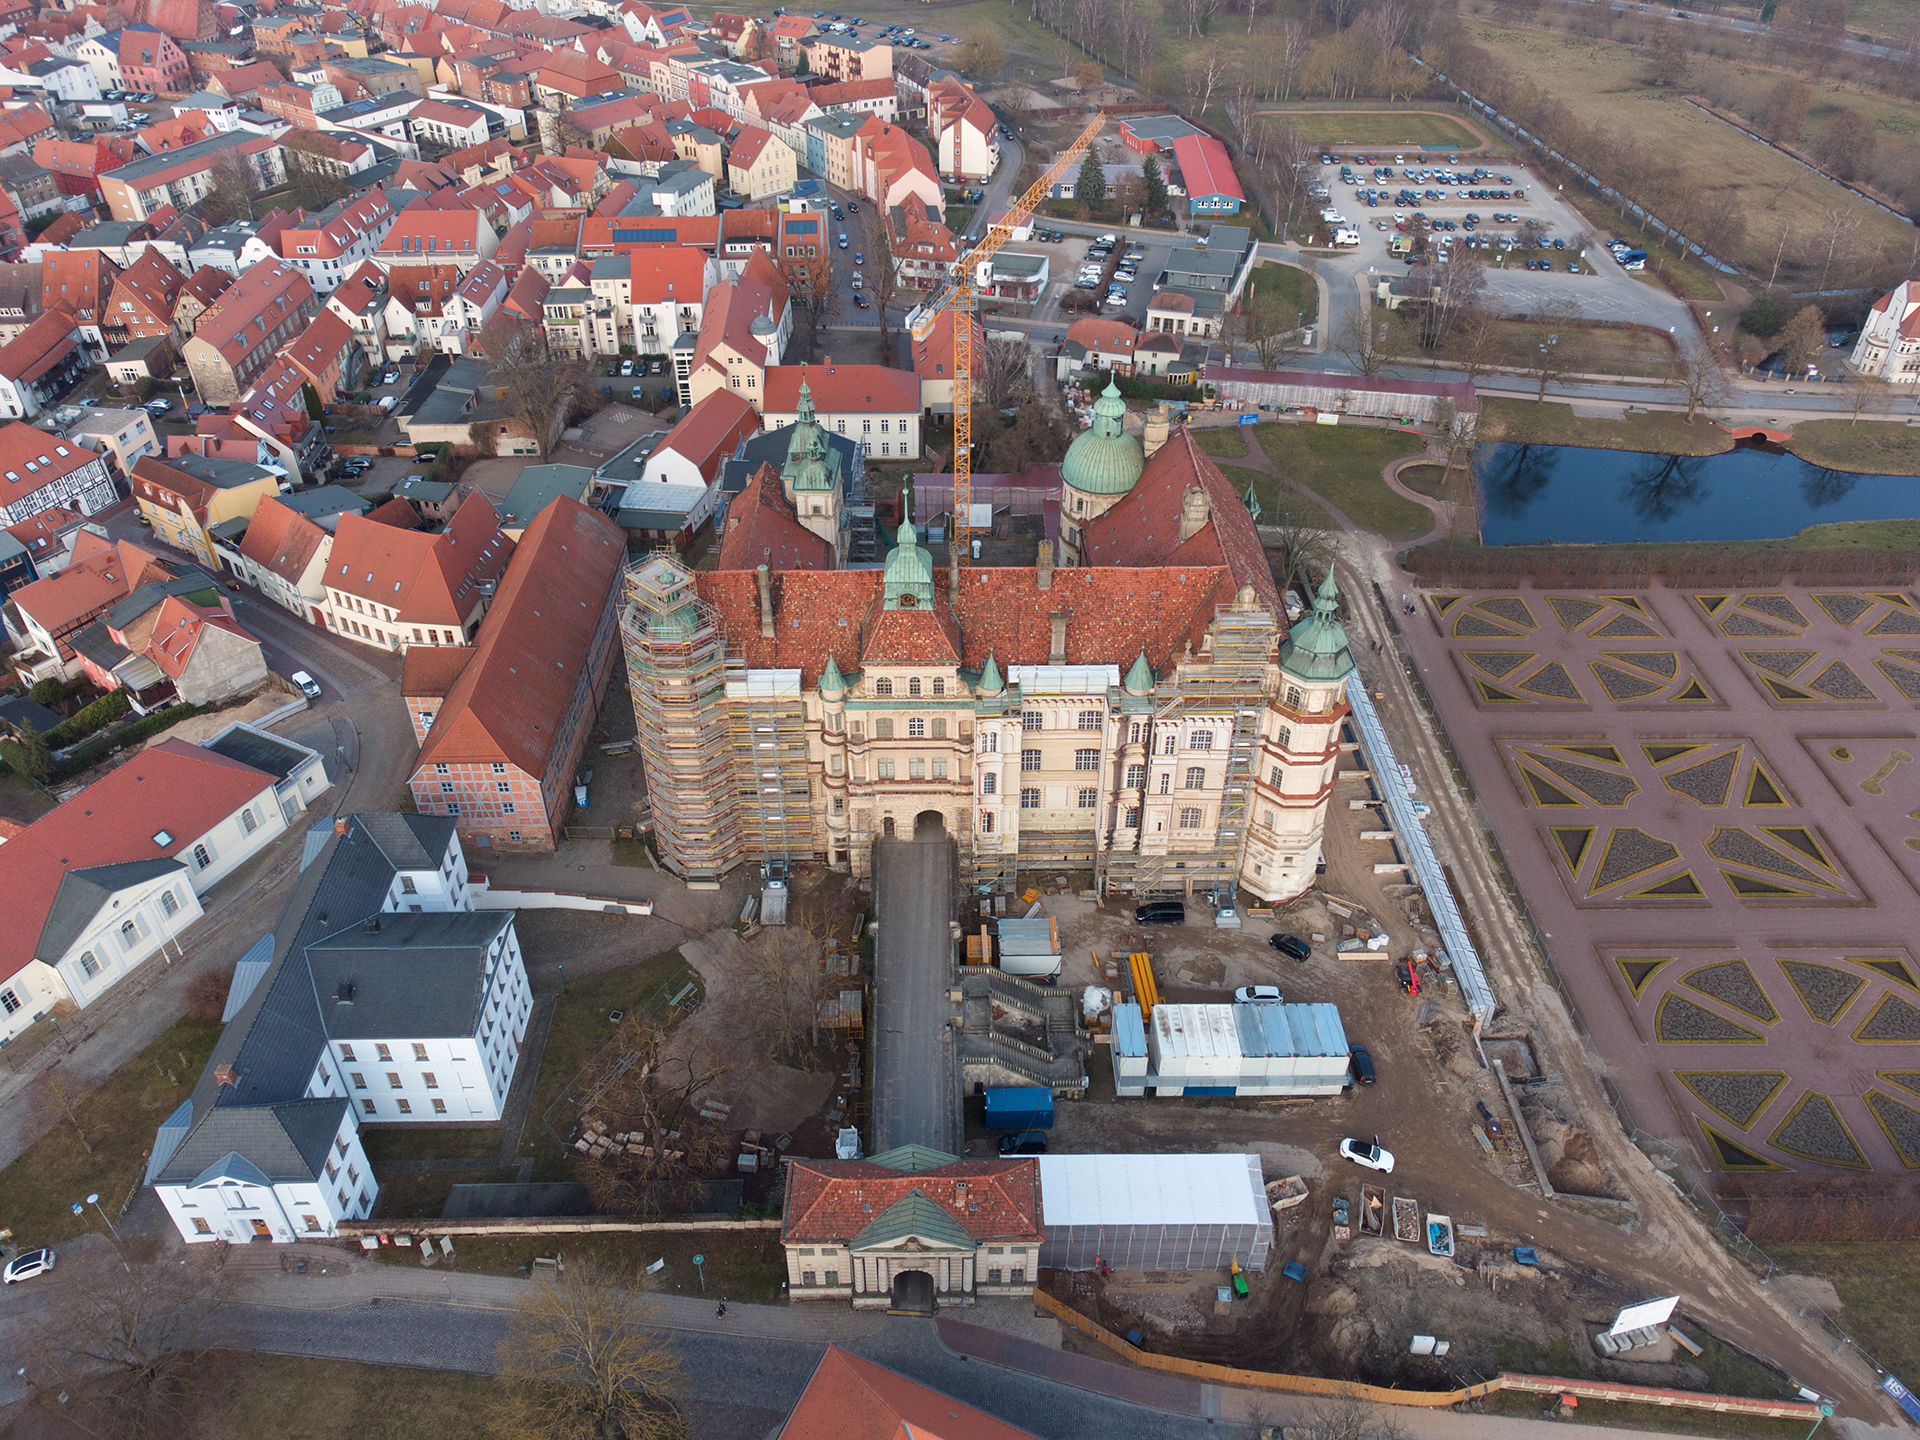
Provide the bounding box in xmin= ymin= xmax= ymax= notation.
xmin=756 ymin=563 xmax=775 ymax=638
xmin=1178 ymin=483 xmax=1211 ymax=543
xmin=1143 ymin=403 xmax=1171 ymax=458
xmin=214 ymin=1064 xmax=237 ymax=1088
xmin=1049 ymin=612 xmax=1068 ymax=665
xmin=1035 ymin=537 xmax=1053 ymax=591
xmin=334 ymin=818 xmax=349 ymax=835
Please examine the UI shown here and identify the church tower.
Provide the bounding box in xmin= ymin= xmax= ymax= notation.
xmin=1058 ymin=380 xmax=1144 ymax=563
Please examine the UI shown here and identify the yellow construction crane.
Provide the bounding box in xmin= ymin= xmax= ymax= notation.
xmin=909 ymin=112 xmax=1104 ymax=564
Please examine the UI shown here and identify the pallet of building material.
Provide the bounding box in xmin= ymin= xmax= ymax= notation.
xmin=1472 ymin=1124 xmax=1494 ymax=1155
xmin=1392 ymin=1196 xmax=1420 ymax=1243
xmin=1360 ymin=1185 xmax=1385 ymax=1235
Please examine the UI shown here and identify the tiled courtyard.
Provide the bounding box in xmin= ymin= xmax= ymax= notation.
xmin=1406 ymin=584 xmax=1920 ymax=1179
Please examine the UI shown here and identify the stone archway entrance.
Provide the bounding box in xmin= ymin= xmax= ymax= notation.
xmin=882 ymin=816 xmax=896 ymax=837
xmin=913 ymin=810 xmax=946 ymax=841
xmin=890 ymin=1269 xmax=936 ymax=1315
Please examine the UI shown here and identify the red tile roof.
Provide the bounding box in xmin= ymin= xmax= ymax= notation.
xmin=782 ymin=1156 xmax=1041 ymax=1243
xmin=657 ymin=387 xmax=758 ymax=482
xmin=413 ymin=495 xmax=624 ymax=777
xmin=1077 ymin=426 xmax=1277 ymax=613
xmin=762 ymin=362 xmax=917 ymax=415
xmin=910 ymin=309 xmax=983 ymax=382
xmin=327 ymin=490 xmax=512 ymax=626
xmin=237 ymin=493 xmax=328 ymax=586
xmin=365 ymin=496 xmax=422 ymax=530
xmin=0 ymin=420 xmax=100 ymax=509
xmin=1065 ymin=316 xmax=1136 ymax=356
xmin=399 ymin=642 xmax=474 ymax=699
xmin=144 ymin=595 xmax=255 ymax=682
xmin=715 ymin=462 xmax=831 ymax=572
xmin=0 ymin=309 xmax=79 ymax=387
xmin=726 ymin=125 xmax=776 ymax=170
xmin=782 ymin=1347 xmax=1041 ymax=1440
xmin=1170 ymin=133 xmax=1244 ymax=203
xmin=0 ymin=739 xmax=278 ymax=984
xmin=193 ymin=261 xmax=313 ymax=368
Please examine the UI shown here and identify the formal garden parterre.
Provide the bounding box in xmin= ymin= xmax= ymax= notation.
xmin=1406 ymin=583 xmax=1920 ymax=1181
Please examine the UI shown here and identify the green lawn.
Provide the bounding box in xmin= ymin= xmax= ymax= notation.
xmin=1477 ymin=399 xmax=1734 ymax=457
xmin=1247 ymin=424 xmax=1431 ymax=539
xmin=1768 ymin=1242 xmax=1920 ymax=1383
xmin=1245 ymin=261 xmax=1318 ymax=328
xmin=1263 ymin=109 xmax=1483 ymax=148
xmin=360 ymin=1124 xmax=505 ymax=1164
xmin=522 ymin=950 xmax=700 ymax=1179
xmin=1784 ymin=420 xmax=1920 ymax=477
xmin=374 ymin=1164 xmax=521 ymax=1222
xmin=1215 ymin=465 xmax=1340 ymax=534
xmin=1194 ymin=426 xmax=1250 ymax=458
xmin=0 ymin=1015 xmax=221 ymax=1249
xmin=1777 ymin=517 xmax=1920 ymax=548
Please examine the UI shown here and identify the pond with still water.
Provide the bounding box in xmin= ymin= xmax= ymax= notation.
xmin=1473 ymin=441 xmax=1920 ymax=545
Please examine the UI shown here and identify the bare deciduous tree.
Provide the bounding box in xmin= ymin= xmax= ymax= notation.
xmin=747 ymin=924 xmax=831 ymax=1067
xmin=1302 ymin=1386 xmax=1408 ymax=1440
xmin=490 ymin=1258 xmax=685 ymax=1440
xmin=857 ymin=205 xmax=904 ymax=364
xmin=1446 ymin=303 xmax=1505 ymax=387
xmin=1520 ymin=296 xmax=1586 ymax=401
xmin=1842 ymin=372 xmax=1887 ymax=425
xmin=954 ymin=29 xmax=1007 ymax=81
xmin=1187 ymin=47 xmax=1231 ymax=118
xmin=493 ymin=327 xmax=584 ymax=457
xmin=1671 ymin=338 xmax=1734 ymax=422
xmin=1777 ymin=302 xmax=1828 ymax=378
xmin=1334 ymin=305 xmax=1393 ymax=377
xmin=26 ymin=1251 xmax=231 ymax=1440
xmin=572 ymin=1016 xmax=732 ymax=1219
xmin=1265 ymin=491 xmax=1336 ymax=599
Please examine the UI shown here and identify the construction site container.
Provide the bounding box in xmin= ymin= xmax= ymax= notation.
xmin=995 ymin=918 xmax=1061 ymax=979
xmin=1037 ymin=1153 xmax=1271 ymax=1272
xmin=1119 ymin=1001 xmax=1349 ymax=1097
xmin=1110 ymin=1003 xmax=1150 ymax=1092
xmin=982 ymin=1087 xmax=1055 ymax=1131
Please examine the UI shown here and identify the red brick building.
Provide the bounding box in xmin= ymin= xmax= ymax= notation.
xmin=404 ymin=496 xmax=627 ymax=854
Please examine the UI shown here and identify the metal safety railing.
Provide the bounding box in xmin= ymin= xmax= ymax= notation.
xmin=1343 ymin=673 xmax=1496 ymax=1026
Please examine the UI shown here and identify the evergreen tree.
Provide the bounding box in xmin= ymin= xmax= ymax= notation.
xmin=1142 ymin=153 xmax=1167 ymax=215
xmin=0 ymin=724 xmax=51 ymax=784
xmin=1077 ymin=148 xmax=1106 ymax=206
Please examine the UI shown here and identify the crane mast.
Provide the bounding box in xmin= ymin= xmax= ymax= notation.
xmin=909 ymin=112 xmax=1104 ymax=565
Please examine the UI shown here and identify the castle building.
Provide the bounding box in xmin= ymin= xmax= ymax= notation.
xmin=620 ymin=387 xmax=1356 ymax=903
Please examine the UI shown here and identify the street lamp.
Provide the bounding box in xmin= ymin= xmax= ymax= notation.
xmin=692 ymin=1253 xmax=706 ymax=1292
xmin=556 ymin=963 xmax=566 ymax=994
xmin=1803 ymin=1402 xmax=1834 ymax=1440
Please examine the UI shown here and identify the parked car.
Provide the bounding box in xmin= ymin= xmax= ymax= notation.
xmin=838 ymin=234 xmax=848 ymax=248
xmin=852 ymin=293 xmax=870 ymax=308
xmin=290 ymin=671 xmax=323 ymax=700
xmin=1270 ymin=933 xmax=1312 ymax=961
xmin=1348 ymin=1044 xmax=1377 ymax=1085
xmin=621 ymin=360 xmax=635 ymax=375
xmin=1134 ymin=899 xmax=1185 ymax=925
xmin=1338 ymin=1136 xmax=1394 ymax=1173
xmin=3 ymin=1249 xmax=54 ymax=1284
xmin=1234 ymin=985 xmax=1282 ymax=1003
xmin=998 ymin=1130 xmax=1048 ymax=1155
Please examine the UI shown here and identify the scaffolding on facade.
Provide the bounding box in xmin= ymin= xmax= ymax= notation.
xmin=1101 ymin=603 xmax=1278 ymax=900
xmin=725 ymin=664 xmax=815 ymax=878
xmin=621 ymin=554 xmax=743 ymax=883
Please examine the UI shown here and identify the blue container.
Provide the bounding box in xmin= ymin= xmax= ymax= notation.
xmin=982 ymin=1087 xmax=1054 ymax=1131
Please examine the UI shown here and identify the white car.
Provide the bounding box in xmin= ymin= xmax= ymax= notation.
xmin=1339 ymin=1137 xmax=1395 ymax=1174
xmin=1234 ymin=985 xmax=1282 ymax=1003
xmin=290 ymin=671 xmax=322 ymax=701
xmin=3 ymin=1248 xmax=54 ymax=1284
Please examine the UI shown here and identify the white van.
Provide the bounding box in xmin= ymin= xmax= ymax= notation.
xmin=378 ymin=395 xmax=398 ymax=413
xmin=1333 ymin=228 xmax=1362 ymax=248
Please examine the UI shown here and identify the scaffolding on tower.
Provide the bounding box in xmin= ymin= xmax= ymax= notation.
xmin=909 ymin=112 xmax=1104 ymax=563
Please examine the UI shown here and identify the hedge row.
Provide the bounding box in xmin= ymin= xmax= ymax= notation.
xmin=43 ymin=690 xmax=131 ymax=750
xmin=53 ymin=701 xmax=210 ymax=782
xmin=1402 ymin=543 xmax=1919 ymax=589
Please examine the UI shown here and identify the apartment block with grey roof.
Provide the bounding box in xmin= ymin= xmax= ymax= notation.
xmin=149 ymin=813 xmax=531 ymax=1244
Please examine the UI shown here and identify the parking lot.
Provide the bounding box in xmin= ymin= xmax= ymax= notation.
xmin=1314 ymin=154 xmax=1696 ymax=331
xmin=997 ymin=228 xmax=1191 ymax=329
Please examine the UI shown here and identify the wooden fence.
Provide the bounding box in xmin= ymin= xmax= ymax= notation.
xmin=1033 ymin=1291 xmax=1824 ymax=1420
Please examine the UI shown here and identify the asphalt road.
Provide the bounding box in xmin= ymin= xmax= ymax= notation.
xmin=870 ymin=826 xmax=957 ymax=1156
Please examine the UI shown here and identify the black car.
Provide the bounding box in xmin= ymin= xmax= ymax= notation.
xmin=999 ymin=1130 xmax=1048 ymax=1155
xmin=1135 ymin=900 xmax=1185 ymax=925
xmin=1270 ymin=933 xmax=1312 ymax=962
xmin=1348 ymin=1045 xmax=1377 ymax=1086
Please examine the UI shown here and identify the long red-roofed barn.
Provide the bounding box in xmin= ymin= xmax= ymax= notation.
xmin=620 ymin=400 xmax=1357 ymax=904
xmin=401 ymin=496 xmax=626 ymax=854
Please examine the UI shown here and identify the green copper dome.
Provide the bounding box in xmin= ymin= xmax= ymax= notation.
xmin=1123 ymin=650 xmax=1154 ymax=695
xmin=883 ymin=501 xmax=933 ymax=610
xmin=1060 ymin=381 xmax=1144 ymax=497
xmin=784 ymin=381 xmax=835 ymax=494
xmin=1279 ymin=569 xmax=1355 ymax=684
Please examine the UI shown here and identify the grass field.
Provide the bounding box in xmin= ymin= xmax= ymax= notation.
xmin=1194 ymin=425 xmax=1250 ymax=458
xmin=1464 ymin=318 xmax=1674 ymax=379
xmin=0 ymin=767 xmax=54 ymax=828
xmin=1215 ymin=464 xmax=1341 ymax=533
xmin=1768 ymin=1242 xmax=1920 ymax=1383
xmin=1784 ymin=419 xmax=1920 ymax=476
xmin=1476 ymin=398 xmax=1735 ymax=457
xmin=1241 ymin=425 xmax=1431 ymax=539
xmin=1263 ymin=109 xmax=1483 ymax=149
xmin=0 ymin=1015 xmax=221 ymax=1250
xmin=368 ymin=1223 xmax=790 ymax=1302
xmin=1247 ymin=260 xmax=1318 ymax=327
xmin=160 ymin=1352 xmax=499 ymax=1440
xmin=1778 ymin=516 xmax=1920 ymax=547
xmin=1463 ymin=19 xmax=1914 ymax=284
